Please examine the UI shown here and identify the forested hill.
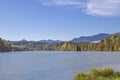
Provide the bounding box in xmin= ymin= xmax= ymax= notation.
xmin=10 ymin=34 xmax=120 ymax=51
xmin=59 ymin=34 xmax=120 ymax=51
xmin=0 ymin=38 xmax=12 ymax=52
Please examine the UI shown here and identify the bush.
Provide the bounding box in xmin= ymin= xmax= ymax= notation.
xmin=74 ymin=68 xmax=120 ymax=80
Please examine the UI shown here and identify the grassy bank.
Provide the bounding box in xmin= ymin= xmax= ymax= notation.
xmin=74 ymin=68 xmax=120 ymax=80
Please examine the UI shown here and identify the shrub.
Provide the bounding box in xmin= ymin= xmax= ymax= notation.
xmin=74 ymin=68 xmax=120 ymax=80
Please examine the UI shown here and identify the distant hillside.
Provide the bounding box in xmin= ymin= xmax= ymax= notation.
xmin=0 ymin=38 xmax=12 ymax=52
xmin=10 ymin=32 xmax=120 ymax=51
xmin=59 ymin=34 xmax=120 ymax=51
xmin=11 ymin=39 xmax=62 ymax=44
xmin=39 ymin=39 xmax=62 ymax=43
xmin=99 ymin=34 xmax=120 ymax=51
xmin=11 ymin=41 xmax=63 ymax=51
xmin=71 ymin=33 xmax=110 ymax=43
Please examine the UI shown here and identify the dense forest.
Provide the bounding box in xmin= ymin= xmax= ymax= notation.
xmin=11 ymin=34 xmax=120 ymax=51
xmin=0 ymin=38 xmax=12 ymax=52
xmin=11 ymin=41 xmax=63 ymax=51
xmin=60 ymin=34 xmax=120 ymax=51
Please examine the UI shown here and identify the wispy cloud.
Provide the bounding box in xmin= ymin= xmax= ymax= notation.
xmin=39 ymin=0 xmax=120 ymax=16
xmin=87 ymin=0 xmax=120 ymax=16
xmin=39 ymin=0 xmax=86 ymax=7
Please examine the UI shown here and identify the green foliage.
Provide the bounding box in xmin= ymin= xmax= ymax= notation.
xmin=101 ymin=34 xmax=120 ymax=51
xmin=59 ymin=42 xmax=77 ymax=51
xmin=74 ymin=68 xmax=120 ymax=80
xmin=11 ymin=41 xmax=63 ymax=51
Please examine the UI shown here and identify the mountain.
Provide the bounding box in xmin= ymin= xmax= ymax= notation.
xmin=0 ymin=38 xmax=12 ymax=52
xmin=71 ymin=33 xmax=110 ymax=43
xmin=39 ymin=39 xmax=62 ymax=43
xmin=10 ymin=39 xmax=63 ymax=51
xmin=10 ymin=39 xmax=28 ymax=45
xmin=21 ymin=39 xmax=28 ymax=42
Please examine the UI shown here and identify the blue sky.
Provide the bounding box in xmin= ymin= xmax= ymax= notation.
xmin=0 ymin=0 xmax=120 ymax=41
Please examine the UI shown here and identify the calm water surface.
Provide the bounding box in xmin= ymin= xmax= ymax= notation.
xmin=0 ymin=51 xmax=120 ymax=80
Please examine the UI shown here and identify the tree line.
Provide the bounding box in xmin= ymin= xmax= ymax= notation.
xmin=59 ymin=34 xmax=120 ymax=51
xmin=11 ymin=34 xmax=120 ymax=51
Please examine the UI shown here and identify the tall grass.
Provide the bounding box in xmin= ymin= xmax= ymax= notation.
xmin=74 ymin=68 xmax=120 ymax=80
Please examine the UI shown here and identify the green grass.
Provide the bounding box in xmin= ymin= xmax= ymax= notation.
xmin=74 ymin=68 xmax=120 ymax=80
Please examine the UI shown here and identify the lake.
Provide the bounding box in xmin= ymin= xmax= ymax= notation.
xmin=0 ymin=51 xmax=120 ymax=80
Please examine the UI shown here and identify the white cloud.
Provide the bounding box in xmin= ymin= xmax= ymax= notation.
xmin=39 ymin=0 xmax=86 ymax=7
xmin=39 ymin=0 xmax=120 ymax=16
xmin=86 ymin=0 xmax=120 ymax=16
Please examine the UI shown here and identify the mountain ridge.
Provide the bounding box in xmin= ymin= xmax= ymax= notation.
xmin=10 ymin=32 xmax=120 ymax=43
xmin=71 ymin=33 xmax=110 ymax=43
